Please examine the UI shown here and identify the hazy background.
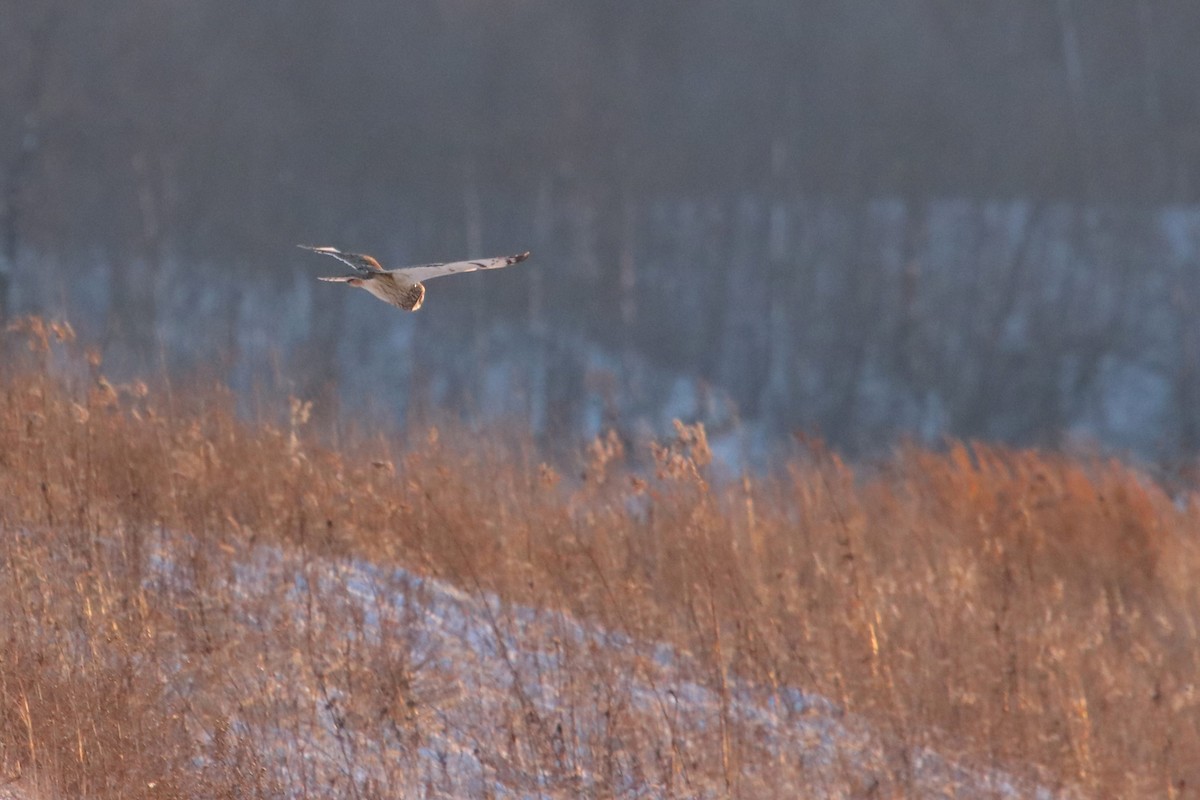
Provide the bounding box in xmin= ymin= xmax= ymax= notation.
xmin=4 ymin=0 xmax=1200 ymax=463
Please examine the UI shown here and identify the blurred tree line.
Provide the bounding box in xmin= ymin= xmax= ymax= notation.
xmin=4 ymin=0 xmax=1200 ymax=456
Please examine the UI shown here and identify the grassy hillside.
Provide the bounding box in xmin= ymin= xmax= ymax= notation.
xmin=0 ymin=318 xmax=1197 ymax=798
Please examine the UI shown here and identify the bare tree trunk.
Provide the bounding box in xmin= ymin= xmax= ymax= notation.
xmin=463 ymin=159 xmax=486 ymax=412
xmin=1054 ymin=0 xmax=1095 ymax=199
xmin=1173 ymin=280 xmax=1200 ymax=455
xmin=0 ymin=149 xmax=24 ymax=323
xmin=1 ymin=7 xmax=61 ymax=326
xmin=953 ymin=201 xmax=1043 ymax=436
xmin=529 ymin=176 xmax=552 ymax=333
xmin=823 ymin=202 xmax=881 ymax=447
xmin=0 ymin=172 xmax=18 ymax=323
xmin=760 ymin=137 xmax=794 ymax=427
xmin=894 ymin=195 xmax=930 ymax=395
xmin=1135 ymin=0 xmax=1170 ymax=198
xmin=1 ymin=104 xmax=45 ymax=327
xmin=618 ymin=191 xmax=637 ymax=331
xmin=104 ymin=152 xmax=167 ymax=374
xmin=527 ymin=175 xmax=554 ymax=433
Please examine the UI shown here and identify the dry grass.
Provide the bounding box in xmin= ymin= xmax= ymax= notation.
xmin=1 ymin=317 xmax=1198 ymax=798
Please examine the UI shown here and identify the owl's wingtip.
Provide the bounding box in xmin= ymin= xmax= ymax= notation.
xmin=514 ymin=251 xmax=531 ymax=263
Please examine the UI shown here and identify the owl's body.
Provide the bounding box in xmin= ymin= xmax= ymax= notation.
xmin=340 ymin=271 xmax=428 ymax=311
xmin=300 ymin=245 xmax=529 ymax=311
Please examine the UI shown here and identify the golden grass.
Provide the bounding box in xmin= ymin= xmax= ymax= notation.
xmin=1 ymin=317 xmax=1198 ymax=798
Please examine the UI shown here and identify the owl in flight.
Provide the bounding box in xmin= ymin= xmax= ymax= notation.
xmin=299 ymin=245 xmax=530 ymax=311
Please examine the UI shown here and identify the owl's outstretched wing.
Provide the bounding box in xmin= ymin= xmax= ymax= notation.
xmin=298 ymin=245 xmax=385 ymax=274
xmin=392 ymin=251 xmax=530 ymax=283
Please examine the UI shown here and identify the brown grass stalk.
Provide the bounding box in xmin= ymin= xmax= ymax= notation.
xmin=1 ymin=318 xmax=1198 ymax=797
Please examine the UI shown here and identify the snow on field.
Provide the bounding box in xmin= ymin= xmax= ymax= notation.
xmin=130 ymin=537 xmax=1074 ymax=799
xmin=3 ymin=532 xmax=1078 ymax=799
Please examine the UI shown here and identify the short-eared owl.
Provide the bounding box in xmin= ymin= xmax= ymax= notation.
xmin=299 ymin=245 xmax=530 ymax=311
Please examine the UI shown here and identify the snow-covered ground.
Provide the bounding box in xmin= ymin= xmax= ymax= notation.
xmin=24 ymin=537 xmax=1071 ymax=799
